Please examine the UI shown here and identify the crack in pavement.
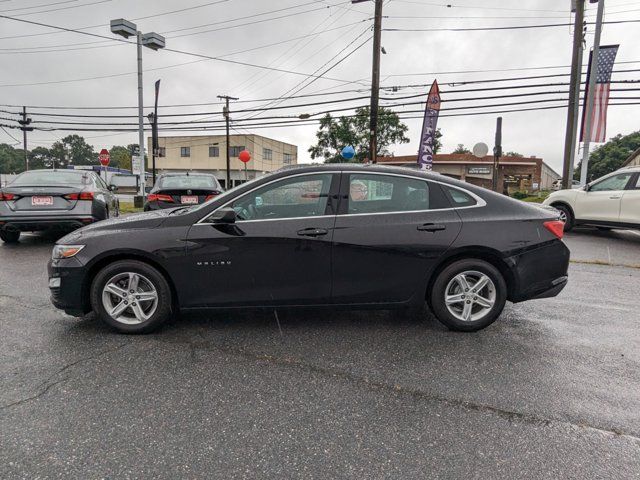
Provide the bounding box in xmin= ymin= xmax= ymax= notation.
xmin=0 ymin=342 xmax=129 ymax=410
xmin=175 ymin=338 xmax=640 ymax=444
xmin=0 ymin=294 xmax=53 ymax=312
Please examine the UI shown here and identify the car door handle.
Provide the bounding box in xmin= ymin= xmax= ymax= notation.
xmin=297 ymin=228 xmax=328 ymax=237
xmin=609 ymin=195 xmax=622 ymax=199
xmin=417 ymin=223 xmax=446 ymax=232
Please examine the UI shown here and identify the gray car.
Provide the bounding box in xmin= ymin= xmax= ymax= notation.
xmin=0 ymin=169 xmax=119 ymax=243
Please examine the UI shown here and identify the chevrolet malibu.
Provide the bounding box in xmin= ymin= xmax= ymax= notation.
xmin=48 ymin=164 xmax=569 ymax=334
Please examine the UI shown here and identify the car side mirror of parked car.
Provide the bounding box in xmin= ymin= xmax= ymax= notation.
xmin=583 ymin=184 xmax=590 ymax=192
xmin=108 ymin=184 xmax=118 ymax=192
xmin=209 ymin=207 xmax=236 ymax=224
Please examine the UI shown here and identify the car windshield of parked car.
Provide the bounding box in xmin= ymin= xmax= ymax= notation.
xmin=589 ymin=172 xmax=633 ymax=192
xmin=227 ymin=173 xmax=333 ymax=221
xmin=158 ymin=175 xmax=218 ymax=190
xmin=10 ymin=170 xmax=92 ymax=186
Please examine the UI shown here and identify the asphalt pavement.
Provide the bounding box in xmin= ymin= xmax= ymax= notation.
xmin=1 ymin=227 xmax=639 ymax=479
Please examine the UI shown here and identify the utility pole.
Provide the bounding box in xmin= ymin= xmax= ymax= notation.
xmin=368 ymin=0 xmax=383 ymax=163
xmin=218 ymin=95 xmax=238 ymax=189
xmin=18 ymin=106 xmax=33 ymax=171
xmin=147 ymin=79 xmax=161 ymax=185
xmin=136 ymin=30 xmax=146 ymax=197
xmin=562 ymin=0 xmax=585 ymax=189
xmin=579 ymin=0 xmax=605 ymax=186
xmin=492 ymin=117 xmax=502 ymax=193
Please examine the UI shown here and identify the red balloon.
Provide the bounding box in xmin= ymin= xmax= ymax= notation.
xmin=238 ymin=150 xmax=251 ymax=163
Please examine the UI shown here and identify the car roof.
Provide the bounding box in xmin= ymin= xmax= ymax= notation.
xmin=158 ymin=171 xmax=216 ymax=176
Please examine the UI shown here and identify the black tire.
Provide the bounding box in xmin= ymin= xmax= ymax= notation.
xmin=430 ymin=259 xmax=507 ymax=332
xmin=90 ymin=260 xmax=172 ymax=334
xmin=0 ymin=230 xmax=20 ymax=243
xmin=553 ymin=204 xmax=574 ymax=232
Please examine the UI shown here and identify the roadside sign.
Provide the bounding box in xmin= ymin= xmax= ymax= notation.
xmin=132 ymin=155 xmax=142 ymax=174
xmin=99 ymin=148 xmax=110 ymax=166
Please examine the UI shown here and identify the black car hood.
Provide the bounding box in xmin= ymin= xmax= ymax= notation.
xmin=58 ymin=209 xmax=171 ymax=243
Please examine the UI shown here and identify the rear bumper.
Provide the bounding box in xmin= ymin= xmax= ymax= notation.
xmin=0 ymin=215 xmax=97 ymax=232
xmin=48 ymin=258 xmax=90 ymax=316
xmin=507 ymin=240 xmax=570 ymax=303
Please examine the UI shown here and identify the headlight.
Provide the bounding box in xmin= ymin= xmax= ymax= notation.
xmin=52 ymin=244 xmax=85 ymax=259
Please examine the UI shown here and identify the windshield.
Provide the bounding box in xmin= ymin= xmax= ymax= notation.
xmin=10 ymin=170 xmax=92 ymax=186
xmin=157 ymin=175 xmax=219 ymax=190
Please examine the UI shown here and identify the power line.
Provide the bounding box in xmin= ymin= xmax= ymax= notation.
xmin=384 ymin=19 xmax=640 ymax=32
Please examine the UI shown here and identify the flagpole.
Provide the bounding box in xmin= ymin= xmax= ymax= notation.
xmin=579 ymin=0 xmax=605 ymax=186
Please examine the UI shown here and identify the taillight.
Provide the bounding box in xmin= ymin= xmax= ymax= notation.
xmin=64 ymin=192 xmax=94 ymax=201
xmin=147 ymin=193 xmax=174 ymax=203
xmin=205 ymin=192 xmax=220 ymax=202
xmin=544 ymin=220 xmax=565 ymax=240
xmin=0 ymin=192 xmax=16 ymax=201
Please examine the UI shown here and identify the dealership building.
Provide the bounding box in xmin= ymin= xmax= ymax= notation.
xmin=148 ymin=134 xmax=298 ymax=189
xmin=377 ymin=153 xmax=560 ymax=193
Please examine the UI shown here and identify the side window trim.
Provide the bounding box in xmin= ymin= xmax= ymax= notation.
xmin=200 ymin=172 xmax=339 ymax=224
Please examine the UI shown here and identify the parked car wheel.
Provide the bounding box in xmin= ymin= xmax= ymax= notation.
xmin=552 ymin=204 xmax=574 ymax=232
xmin=0 ymin=229 xmax=20 ymax=243
xmin=430 ymin=259 xmax=507 ymax=332
xmin=90 ymin=260 xmax=172 ymax=334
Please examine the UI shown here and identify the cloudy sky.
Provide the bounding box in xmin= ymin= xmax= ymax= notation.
xmin=0 ymin=0 xmax=638 ymax=173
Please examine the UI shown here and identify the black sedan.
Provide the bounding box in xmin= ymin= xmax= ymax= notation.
xmin=48 ymin=164 xmax=569 ymax=333
xmin=144 ymin=172 xmax=223 ymax=211
xmin=0 ymin=169 xmax=119 ymax=243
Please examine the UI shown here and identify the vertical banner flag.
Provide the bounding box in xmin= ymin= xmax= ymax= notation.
xmin=417 ymin=80 xmax=441 ymax=170
xmin=580 ymin=44 xmax=619 ymax=143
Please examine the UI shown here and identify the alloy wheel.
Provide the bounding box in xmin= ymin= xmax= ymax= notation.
xmin=444 ymin=270 xmax=496 ymax=322
xmin=101 ymin=272 xmax=159 ymax=325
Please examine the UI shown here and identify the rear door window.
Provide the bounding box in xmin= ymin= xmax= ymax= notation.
xmin=345 ymin=174 xmax=441 ymax=214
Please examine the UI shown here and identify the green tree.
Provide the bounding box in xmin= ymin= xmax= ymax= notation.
xmin=28 ymin=146 xmax=57 ymax=169
xmin=0 ymin=143 xmax=25 ymax=174
xmin=575 ymin=131 xmax=640 ymax=180
xmin=50 ymin=135 xmax=96 ymax=167
xmin=308 ymin=107 xmax=411 ymax=163
xmin=505 ymin=151 xmax=524 ymax=157
xmin=452 ymin=144 xmax=471 ymax=154
xmin=109 ymin=145 xmax=132 ymax=170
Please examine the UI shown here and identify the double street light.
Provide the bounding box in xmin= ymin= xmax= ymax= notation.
xmin=110 ymin=19 xmax=165 ymax=200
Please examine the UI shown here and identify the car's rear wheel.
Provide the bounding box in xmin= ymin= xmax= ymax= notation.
xmin=430 ymin=259 xmax=507 ymax=332
xmin=0 ymin=230 xmax=20 ymax=243
xmin=553 ymin=204 xmax=574 ymax=232
xmin=90 ymin=260 xmax=172 ymax=333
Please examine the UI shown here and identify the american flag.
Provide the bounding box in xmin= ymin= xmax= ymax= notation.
xmin=580 ymin=44 xmax=619 ymax=143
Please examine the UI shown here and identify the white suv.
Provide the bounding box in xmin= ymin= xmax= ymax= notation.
xmin=543 ymin=166 xmax=640 ymax=231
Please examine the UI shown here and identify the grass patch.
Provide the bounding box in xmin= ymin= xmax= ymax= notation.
xmin=119 ymin=202 xmax=143 ymax=214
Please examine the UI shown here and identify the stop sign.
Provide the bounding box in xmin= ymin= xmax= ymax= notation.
xmin=99 ymin=148 xmax=110 ymax=166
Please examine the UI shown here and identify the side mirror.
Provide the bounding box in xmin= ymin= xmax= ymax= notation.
xmin=209 ymin=207 xmax=236 ymax=224
xmin=583 ymin=184 xmax=590 ymax=192
xmin=108 ymin=184 xmax=118 ymax=192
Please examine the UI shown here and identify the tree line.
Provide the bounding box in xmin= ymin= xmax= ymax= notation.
xmin=0 ymin=135 xmax=139 ymax=174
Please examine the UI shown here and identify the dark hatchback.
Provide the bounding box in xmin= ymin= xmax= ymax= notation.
xmin=48 ymin=164 xmax=569 ymax=334
xmin=144 ymin=172 xmax=223 ymax=211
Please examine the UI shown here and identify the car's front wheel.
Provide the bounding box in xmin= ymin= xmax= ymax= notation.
xmin=0 ymin=229 xmax=20 ymax=243
xmin=430 ymin=259 xmax=507 ymax=332
xmin=90 ymin=260 xmax=172 ymax=333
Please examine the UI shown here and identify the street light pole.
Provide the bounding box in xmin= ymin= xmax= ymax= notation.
xmin=110 ymin=19 xmax=165 ymax=203
xmin=136 ymin=30 xmax=145 ymax=197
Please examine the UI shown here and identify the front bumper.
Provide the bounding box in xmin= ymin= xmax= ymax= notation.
xmin=48 ymin=257 xmax=90 ymax=316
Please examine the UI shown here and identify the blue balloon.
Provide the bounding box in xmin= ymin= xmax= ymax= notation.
xmin=341 ymin=145 xmax=355 ymax=160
